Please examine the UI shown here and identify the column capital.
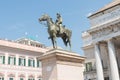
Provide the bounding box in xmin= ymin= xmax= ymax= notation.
xmin=93 ymin=41 xmax=106 ymax=46
xmin=92 ymin=42 xmax=100 ymax=46
xmin=105 ymin=37 xmax=116 ymax=42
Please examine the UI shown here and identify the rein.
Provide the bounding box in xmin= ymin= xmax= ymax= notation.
xmin=39 ymin=21 xmax=47 ymax=27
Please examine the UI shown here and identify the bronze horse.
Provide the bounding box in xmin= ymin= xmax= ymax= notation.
xmin=39 ymin=14 xmax=72 ymax=49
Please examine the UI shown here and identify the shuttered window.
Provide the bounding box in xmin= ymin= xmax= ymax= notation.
xmin=0 ymin=77 xmax=4 ymax=80
xmin=37 ymin=60 xmax=41 ymax=67
xmin=19 ymin=57 xmax=26 ymax=66
xmin=28 ymin=58 xmax=35 ymax=67
xmin=28 ymin=78 xmax=35 ymax=80
xmin=20 ymin=77 xmax=24 ymax=80
xmin=9 ymin=77 xmax=14 ymax=80
xmin=0 ymin=56 xmax=5 ymax=64
xmin=86 ymin=62 xmax=92 ymax=72
xmin=8 ymin=56 xmax=16 ymax=65
xmin=38 ymin=78 xmax=42 ymax=80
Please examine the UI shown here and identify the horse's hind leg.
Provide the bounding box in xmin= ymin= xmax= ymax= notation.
xmin=62 ymin=37 xmax=67 ymax=47
xmin=51 ymin=38 xmax=55 ymax=48
xmin=67 ymin=38 xmax=72 ymax=51
xmin=69 ymin=41 xmax=72 ymax=51
xmin=53 ymin=34 xmax=57 ymax=48
xmin=54 ymin=37 xmax=57 ymax=48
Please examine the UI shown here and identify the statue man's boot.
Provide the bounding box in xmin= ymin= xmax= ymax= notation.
xmin=59 ymin=24 xmax=63 ymax=34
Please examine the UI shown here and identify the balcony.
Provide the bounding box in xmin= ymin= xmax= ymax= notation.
xmin=84 ymin=67 xmax=108 ymax=74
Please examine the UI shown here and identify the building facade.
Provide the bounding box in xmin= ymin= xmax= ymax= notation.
xmin=0 ymin=38 xmax=48 ymax=80
xmin=82 ymin=0 xmax=120 ymax=80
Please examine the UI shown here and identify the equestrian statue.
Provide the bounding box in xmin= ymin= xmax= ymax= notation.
xmin=38 ymin=13 xmax=72 ymax=50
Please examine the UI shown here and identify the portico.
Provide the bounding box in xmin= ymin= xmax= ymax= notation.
xmin=82 ymin=0 xmax=120 ymax=80
xmin=88 ymin=20 xmax=120 ymax=80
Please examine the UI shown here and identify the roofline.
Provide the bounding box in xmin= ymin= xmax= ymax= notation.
xmin=0 ymin=39 xmax=48 ymax=53
xmin=88 ymin=2 xmax=120 ymax=18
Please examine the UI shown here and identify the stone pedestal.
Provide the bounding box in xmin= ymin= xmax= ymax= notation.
xmin=38 ymin=49 xmax=85 ymax=80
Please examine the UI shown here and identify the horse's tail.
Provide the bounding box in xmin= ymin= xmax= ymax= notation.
xmin=65 ymin=29 xmax=72 ymax=39
xmin=69 ymin=30 xmax=72 ymax=38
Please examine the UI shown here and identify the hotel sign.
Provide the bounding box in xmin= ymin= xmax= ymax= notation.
xmin=90 ymin=7 xmax=120 ymax=28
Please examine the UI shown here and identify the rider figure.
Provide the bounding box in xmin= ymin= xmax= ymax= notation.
xmin=55 ymin=13 xmax=63 ymax=34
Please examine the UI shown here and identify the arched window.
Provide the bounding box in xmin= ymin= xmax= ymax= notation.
xmin=8 ymin=74 xmax=15 ymax=80
xmin=0 ymin=73 xmax=4 ymax=80
xmin=38 ymin=78 xmax=42 ymax=80
xmin=28 ymin=75 xmax=35 ymax=80
xmin=9 ymin=77 xmax=14 ymax=80
xmin=37 ymin=75 xmax=42 ymax=80
xmin=19 ymin=74 xmax=25 ymax=80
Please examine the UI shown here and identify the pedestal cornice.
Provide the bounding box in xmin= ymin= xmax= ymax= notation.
xmin=38 ymin=49 xmax=85 ymax=63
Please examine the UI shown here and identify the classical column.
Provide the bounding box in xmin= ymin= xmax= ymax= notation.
xmin=94 ymin=43 xmax=104 ymax=80
xmin=107 ymin=39 xmax=120 ymax=80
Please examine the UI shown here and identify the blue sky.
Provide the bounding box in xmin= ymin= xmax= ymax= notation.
xmin=0 ymin=0 xmax=112 ymax=55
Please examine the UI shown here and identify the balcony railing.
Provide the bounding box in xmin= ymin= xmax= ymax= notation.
xmin=84 ymin=67 xmax=108 ymax=74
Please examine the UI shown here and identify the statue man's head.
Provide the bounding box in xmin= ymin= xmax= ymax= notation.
xmin=57 ymin=13 xmax=61 ymax=18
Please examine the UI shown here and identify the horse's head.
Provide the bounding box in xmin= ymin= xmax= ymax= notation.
xmin=39 ymin=14 xmax=50 ymax=22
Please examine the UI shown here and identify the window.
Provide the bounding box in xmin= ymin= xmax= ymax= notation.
xmin=0 ymin=77 xmax=4 ymax=80
xmin=86 ymin=62 xmax=92 ymax=72
xmin=37 ymin=60 xmax=41 ymax=67
xmin=20 ymin=77 xmax=24 ymax=80
xmin=28 ymin=59 xmax=35 ymax=67
xmin=8 ymin=56 xmax=16 ymax=65
xmin=19 ymin=57 xmax=26 ymax=66
xmin=0 ymin=56 xmax=5 ymax=64
xmin=104 ymin=77 xmax=109 ymax=80
xmin=9 ymin=77 xmax=14 ymax=80
xmin=38 ymin=78 xmax=42 ymax=80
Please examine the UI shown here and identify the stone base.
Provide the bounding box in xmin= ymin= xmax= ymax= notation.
xmin=38 ymin=49 xmax=85 ymax=80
